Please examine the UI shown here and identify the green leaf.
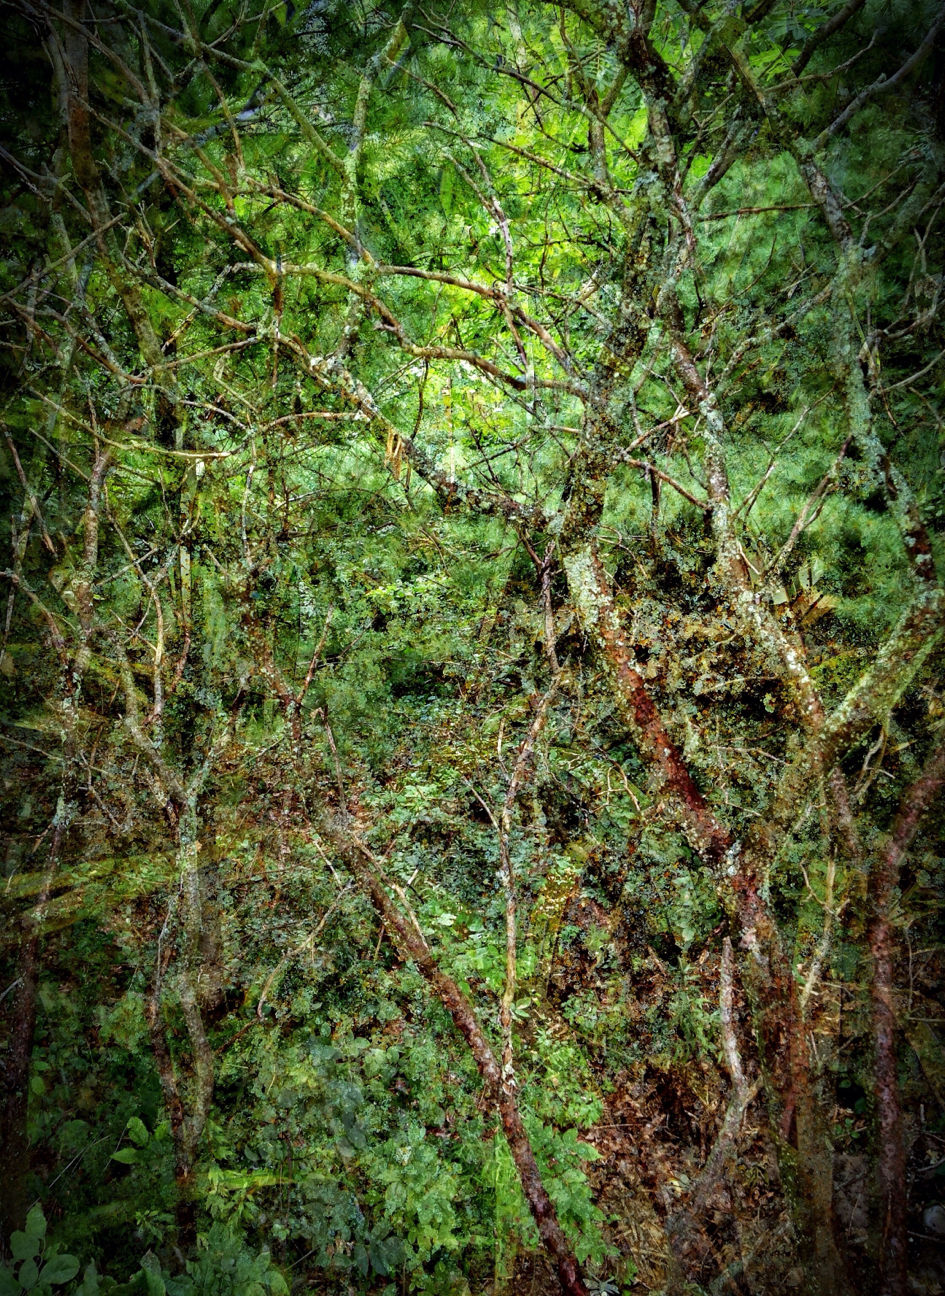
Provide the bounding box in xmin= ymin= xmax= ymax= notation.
xmin=352 ymin=1243 xmax=369 ymax=1277
xmin=139 ymin=1254 xmax=165 ymax=1296
xmin=110 ymin=1147 xmax=141 ymax=1165
xmin=76 ymin=1262 xmax=101 ymax=1296
xmin=24 ymin=1206 xmax=46 ymax=1242
xmin=39 ymin=1255 xmax=81 ymax=1285
xmin=0 ymin=1267 xmax=21 ymax=1296
xmin=368 ymin=1236 xmax=400 ymax=1276
xmin=125 ymin=1117 xmax=149 ymax=1147
xmin=10 ymin=1231 xmax=40 ymax=1262
xmin=17 ymin=1258 xmax=39 ymax=1291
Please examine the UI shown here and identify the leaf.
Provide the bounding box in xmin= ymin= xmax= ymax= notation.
xmin=792 ymin=587 xmax=838 ymax=626
xmin=10 ymin=1230 xmax=40 ymax=1262
xmin=126 ymin=1116 xmax=149 ymax=1147
xmin=76 ymin=1262 xmax=101 ymax=1296
xmin=59 ymin=1120 xmax=90 ymax=1149
xmin=0 ymin=1269 xmax=19 ymax=1296
xmin=369 ymin=1236 xmax=400 ymax=1275
xmin=110 ymin=1147 xmax=141 ymax=1165
xmin=24 ymin=1206 xmax=46 ymax=1243
xmin=353 ymin=1243 xmax=369 ymax=1277
xmin=139 ymin=1253 xmax=165 ymax=1296
xmin=17 ymin=1258 xmax=39 ymax=1291
xmin=39 ymin=1254 xmax=81 ymax=1285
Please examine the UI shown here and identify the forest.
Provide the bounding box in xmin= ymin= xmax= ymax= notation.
xmin=1 ymin=1 xmax=944 ymax=1294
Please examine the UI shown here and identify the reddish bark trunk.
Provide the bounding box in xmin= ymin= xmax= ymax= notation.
xmin=567 ymin=541 xmax=850 ymax=1295
xmin=574 ymin=545 xmax=732 ymax=867
xmin=326 ymin=822 xmax=590 ymax=1296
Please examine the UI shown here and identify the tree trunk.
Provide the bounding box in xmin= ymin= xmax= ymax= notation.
xmin=325 ymin=821 xmax=590 ymax=1296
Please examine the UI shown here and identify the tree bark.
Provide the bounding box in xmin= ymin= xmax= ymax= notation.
xmin=325 ymin=821 xmax=590 ymax=1296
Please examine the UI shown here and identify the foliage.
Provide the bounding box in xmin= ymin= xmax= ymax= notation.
xmin=1 ymin=0 xmax=944 ymax=1294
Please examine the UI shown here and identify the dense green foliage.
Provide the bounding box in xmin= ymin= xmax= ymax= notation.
xmin=1 ymin=1 xmax=944 ymax=1293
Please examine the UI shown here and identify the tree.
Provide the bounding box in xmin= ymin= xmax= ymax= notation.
xmin=1 ymin=2 xmax=943 ymax=1294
